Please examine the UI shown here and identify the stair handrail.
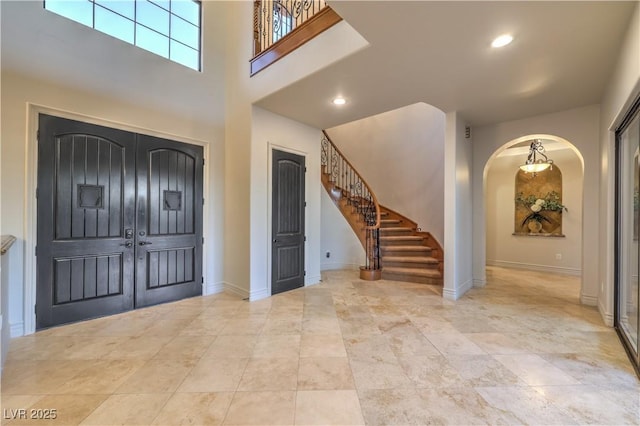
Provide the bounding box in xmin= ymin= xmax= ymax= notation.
xmin=321 ymin=131 xmax=381 ymax=277
xmin=321 ymin=131 xmax=381 ymax=229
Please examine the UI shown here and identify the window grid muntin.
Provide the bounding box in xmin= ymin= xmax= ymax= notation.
xmin=43 ymin=0 xmax=201 ymax=71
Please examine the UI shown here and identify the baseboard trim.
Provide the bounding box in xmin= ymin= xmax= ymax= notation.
xmin=598 ymin=298 xmax=614 ymax=327
xmin=10 ymin=322 xmax=24 ymax=338
xmin=473 ymin=278 xmax=486 ymax=287
xmin=204 ymin=281 xmax=225 ymax=296
xmin=250 ymin=287 xmax=270 ymax=302
xmin=305 ymin=275 xmax=321 ymax=286
xmin=320 ymin=262 xmax=360 ymax=271
xmin=224 ymin=282 xmax=250 ymax=299
xmin=443 ymin=278 xmax=473 ymax=301
xmin=487 ymin=260 xmax=581 ymax=276
xmin=580 ymin=294 xmax=598 ymax=307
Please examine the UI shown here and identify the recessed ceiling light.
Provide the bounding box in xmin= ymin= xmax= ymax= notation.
xmin=491 ymin=34 xmax=513 ymax=48
xmin=332 ymin=97 xmax=346 ymax=105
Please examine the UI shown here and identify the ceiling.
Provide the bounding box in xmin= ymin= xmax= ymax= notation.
xmin=255 ymin=1 xmax=637 ymax=129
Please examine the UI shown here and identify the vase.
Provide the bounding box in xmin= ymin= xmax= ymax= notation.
xmin=528 ymin=220 xmax=543 ymax=233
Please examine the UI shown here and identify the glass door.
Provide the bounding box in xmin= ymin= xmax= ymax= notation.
xmin=616 ymin=97 xmax=640 ymax=374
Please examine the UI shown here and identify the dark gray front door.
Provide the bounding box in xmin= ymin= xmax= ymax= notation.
xmin=135 ymin=134 xmax=203 ymax=308
xmin=36 ymin=114 xmax=203 ymax=329
xmin=271 ymin=150 xmax=305 ymax=295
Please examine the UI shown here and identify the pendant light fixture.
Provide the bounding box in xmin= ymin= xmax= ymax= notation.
xmin=520 ymin=139 xmax=553 ymax=173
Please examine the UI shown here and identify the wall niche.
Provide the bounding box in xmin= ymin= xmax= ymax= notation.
xmin=514 ymin=165 xmax=566 ymax=236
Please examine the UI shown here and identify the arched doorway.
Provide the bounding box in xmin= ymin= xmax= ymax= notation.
xmin=483 ymin=134 xmax=585 ymax=299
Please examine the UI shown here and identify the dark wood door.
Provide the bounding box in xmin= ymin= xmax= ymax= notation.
xmin=134 ymin=134 xmax=203 ymax=307
xmin=37 ymin=115 xmax=136 ymax=328
xmin=271 ymin=150 xmax=305 ymax=295
xmin=36 ymin=115 xmax=203 ymax=329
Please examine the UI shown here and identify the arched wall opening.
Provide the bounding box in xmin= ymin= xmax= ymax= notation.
xmin=483 ymin=134 xmax=585 ymax=297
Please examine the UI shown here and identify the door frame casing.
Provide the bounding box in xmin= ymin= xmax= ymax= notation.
xmin=264 ymin=142 xmax=308 ymax=299
xmin=24 ymin=103 xmax=211 ymax=335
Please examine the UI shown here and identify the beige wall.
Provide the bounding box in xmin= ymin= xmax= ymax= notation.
xmin=485 ymin=148 xmax=583 ymax=274
xmin=443 ymin=112 xmax=473 ymax=300
xmin=325 ymin=102 xmax=445 ymax=245
xmin=0 ymin=1 xmax=227 ymax=336
xmin=222 ymin=2 xmax=368 ymax=297
xmin=320 ymin=190 xmax=364 ymax=271
xmin=599 ymin=3 xmax=640 ymax=324
xmin=249 ymin=106 xmax=322 ymax=299
xmin=472 ymin=106 xmax=600 ymax=305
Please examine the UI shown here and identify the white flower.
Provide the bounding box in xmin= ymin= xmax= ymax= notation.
xmin=530 ymin=204 xmax=542 ymax=213
xmin=535 ymin=199 xmax=545 ymax=206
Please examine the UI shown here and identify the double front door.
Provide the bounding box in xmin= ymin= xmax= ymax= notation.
xmin=36 ymin=114 xmax=203 ymax=329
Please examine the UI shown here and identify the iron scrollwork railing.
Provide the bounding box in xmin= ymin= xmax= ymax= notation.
xmin=321 ymin=131 xmax=381 ymax=273
xmin=254 ymin=0 xmax=328 ymax=55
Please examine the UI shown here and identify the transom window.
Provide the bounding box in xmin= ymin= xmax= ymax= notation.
xmin=44 ymin=0 xmax=201 ymax=71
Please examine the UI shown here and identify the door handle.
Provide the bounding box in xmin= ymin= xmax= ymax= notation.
xmin=120 ymin=241 xmax=133 ymax=248
xmin=139 ymin=241 xmax=152 ymax=246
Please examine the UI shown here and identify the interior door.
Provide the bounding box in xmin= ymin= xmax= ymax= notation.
xmin=36 ymin=115 xmax=136 ymax=329
xmin=271 ymin=149 xmax=305 ymax=295
xmin=135 ymin=134 xmax=203 ymax=307
xmin=36 ymin=114 xmax=204 ymax=329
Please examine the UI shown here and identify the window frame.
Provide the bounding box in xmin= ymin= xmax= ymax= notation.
xmin=43 ymin=0 xmax=202 ymax=71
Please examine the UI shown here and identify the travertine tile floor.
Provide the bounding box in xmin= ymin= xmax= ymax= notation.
xmin=1 ymin=266 xmax=639 ymax=425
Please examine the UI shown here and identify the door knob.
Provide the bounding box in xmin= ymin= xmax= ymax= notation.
xmin=120 ymin=241 xmax=133 ymax=248
xmin=273 ymin=239 xmax=278 ymax=243
xmin=139 ymin=241 xmax=152 ymax=246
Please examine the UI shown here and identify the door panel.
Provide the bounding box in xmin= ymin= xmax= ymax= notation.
xmin=135 ymin=135 xmax=203 ymax=307
xmin=37 ymin=115 xmax=136 ymax=329
xmin=272 ymin=150 xmax=305 ymax=295
xmin=37 ymin=115 xmax=204 ymax=329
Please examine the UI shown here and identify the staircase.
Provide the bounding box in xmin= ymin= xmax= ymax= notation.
xmin=321 ymin=131 xmax=443 ymax=286
xmin=378 ymin=206 xmax=443 ymax=285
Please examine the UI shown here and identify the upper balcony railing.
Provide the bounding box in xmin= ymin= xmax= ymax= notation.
xmin=251 ymin=0 xmax=342 ymax=76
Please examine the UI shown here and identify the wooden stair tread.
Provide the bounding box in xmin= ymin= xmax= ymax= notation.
xmin=380 ymin=219 xmax=401 ymax=225
xmin=382 ymin=256 xmax=438 ymax=264
xmin=383 ymin=267 xmax=441 ymax=277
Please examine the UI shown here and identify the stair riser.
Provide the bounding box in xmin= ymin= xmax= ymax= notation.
xmin=380 ymin=222 xmax=402 ymax=228
xmin=380 ymin=248 xmax=433 ymax=257
xmin=380 ymin=239 xmax=424 ymax=246
xmin=382 ymin=260 xmax=438 ymax=269
xmin=379 ymin=229 xmax=414 ymax=236
xmin=382 ymin=272 xmax=443 ymax=285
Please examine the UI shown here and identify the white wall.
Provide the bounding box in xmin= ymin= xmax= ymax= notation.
xmin=472 ymin=105 xmax=600 ymax=305
xmin=222 ymin=2 xmax=368 ymax=297
xmin=0 ymin=1 xmax=227 ymax=336
xmin=599 ymin=3 xmax=640 ymax=325
xmin=485 ymin=148 xmax=583 ymax=275
xmin=249 ymin=107 xmax=322 ymax=300
xmin=325 ymin=102 xmax=445 ymax=244
xmin=320 ymin=190 xmax=365 ymax=271
xmin=443 ymin=112 xmax=473 ymax=300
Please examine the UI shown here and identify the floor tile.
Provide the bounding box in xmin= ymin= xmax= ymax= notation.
xmin=2 ymin=267 xmax=637 ymax=426
xmin=177 ymin=357 xmax=249 ymax=392
xmin=151 ymin=392 xmax=234 ymax=425
xmin=237 ymin=357 xmax=299 ymax=391
xmin=79 ymin=393 xmax=171 ymax=425
xmin=223 ymin=391 xmax=295 ymax=425
xmin=297 ymin=357 xmax=355 ymax=390
xmin=115 ymin=358 xmax=196 ymax=393
xmin=295 ymin=390 xmax=364 ymax=425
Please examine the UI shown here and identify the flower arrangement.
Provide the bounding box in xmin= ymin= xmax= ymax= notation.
xmin=515 ymin=191 xmax=567 ymax=228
